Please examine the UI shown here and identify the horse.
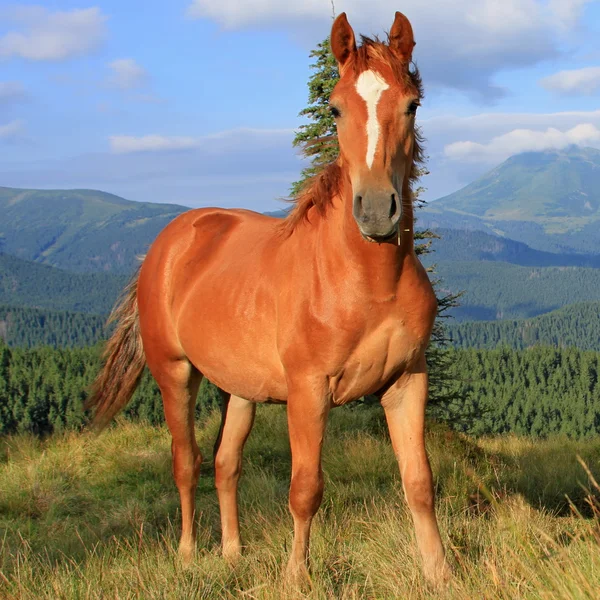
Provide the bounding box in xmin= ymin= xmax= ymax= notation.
xmin=87 ymin=11 xmax=451 ymax=586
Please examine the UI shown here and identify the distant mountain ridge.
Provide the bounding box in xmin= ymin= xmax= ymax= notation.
xmin=425 ymin=228 xmax=600 ymax=268
xmin=0 ymin=253 xmax=126 ymax=314
xmin=0 ymin=187 xmax=187 ymax=273
xmin=448 ymin=302 xmax=600 ymax=351
xmin=421 ymin=146 xmax=600 ymax=254
xmin=435 ymin=260 xmax=600 ymax=321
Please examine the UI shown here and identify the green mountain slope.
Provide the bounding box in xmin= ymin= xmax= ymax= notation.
xmin=0 ymin=254 xmax=127 ymax=314
xmin=436 ymin=261 xmax=600 ymax=320
xmin=425 ymin=228 xmax=600 ymax=267
xmin=0 ymin=187 xmax=187 ymax=272
xmin=447 ymin=302 xmax=600 ymax=350
xmin=421 ymin=146 xmax=600 ymax=254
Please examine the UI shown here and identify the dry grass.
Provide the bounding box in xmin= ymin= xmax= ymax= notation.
xmin=1 ymin=406 xmax=599 ymax=599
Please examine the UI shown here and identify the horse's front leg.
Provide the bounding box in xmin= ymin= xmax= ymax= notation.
xmin=380 ymin=356 xmax=451 ymax=586
xmin=285 ymin=380 xmax=330 ymax=581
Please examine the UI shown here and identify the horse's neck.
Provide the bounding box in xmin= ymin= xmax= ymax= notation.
xmin=315 ymin=176 xmax=416 ymax=293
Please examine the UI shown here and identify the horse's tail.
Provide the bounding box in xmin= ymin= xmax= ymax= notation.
xmin=86 ymin=270 xmax=146 ymax=431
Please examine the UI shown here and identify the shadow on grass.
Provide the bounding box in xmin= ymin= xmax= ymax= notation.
xmin=434 ymin=426 xmax=600 ymax=516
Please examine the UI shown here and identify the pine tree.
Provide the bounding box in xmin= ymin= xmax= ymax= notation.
xmin=291 ymin=35 xmax=462 ymax=411
xmin=290 ymin=37 xmax=340 ymax=197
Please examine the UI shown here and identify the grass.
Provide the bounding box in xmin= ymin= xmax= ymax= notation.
xmin=1 ymin=406 xmax=599 ymax=599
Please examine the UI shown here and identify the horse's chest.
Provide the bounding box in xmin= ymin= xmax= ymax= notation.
xmin=330 ymin=318 xmax=425 ymax=404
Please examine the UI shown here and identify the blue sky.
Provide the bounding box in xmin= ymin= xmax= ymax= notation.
xmin=1 ymin=0 xmax=599 ymax=210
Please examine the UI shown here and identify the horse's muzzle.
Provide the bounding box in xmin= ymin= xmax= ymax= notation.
xmin=353 ymin=190 xmax=401 ymax=242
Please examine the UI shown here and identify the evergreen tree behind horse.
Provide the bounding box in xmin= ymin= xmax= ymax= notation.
xmin=87 ymin=11 xmax=451 ymax=586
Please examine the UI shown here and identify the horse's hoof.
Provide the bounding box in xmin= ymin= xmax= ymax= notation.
xmin=177 ymin=544 xmax=196 ymax=567
xmin=222 ymin=545 xmax=242 ymax=564
xmin=424 ymin=560 xmax=453 ymax=589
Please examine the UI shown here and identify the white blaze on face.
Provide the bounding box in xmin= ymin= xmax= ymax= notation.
xmin=355 ymin=70 xmax=390 ymax=169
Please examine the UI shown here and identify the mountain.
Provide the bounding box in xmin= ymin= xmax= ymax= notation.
xmin=436 ymin=261 xmax=600 ymax=321
xmin=0 ymin=254 xmax=127 ymax=314
xmin=424 ymin=228 xmax=600 ymax=268
xmin=421 ymin=146 xmax=600 ymax=254
xmin=0 ymin=187 xmax=187 ymax=273
xmin=447 ymin=302 xmax=600 ymax=351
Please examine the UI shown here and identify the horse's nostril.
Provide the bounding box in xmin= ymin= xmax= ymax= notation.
xmin=389 ymin=194 xmax=398 ymax=219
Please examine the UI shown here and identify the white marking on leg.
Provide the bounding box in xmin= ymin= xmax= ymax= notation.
xmin=355 ymin=70 xmax=390 ymax=169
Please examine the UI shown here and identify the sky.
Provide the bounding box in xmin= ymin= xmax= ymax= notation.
xmin=0 ymin=0 xmax=599 ymax=211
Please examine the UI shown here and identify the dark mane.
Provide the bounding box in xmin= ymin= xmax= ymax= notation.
xmin=281 ymin=34 xmax=424 ymax=235
xmin=280 ymin=159 xmax=345 ymax=236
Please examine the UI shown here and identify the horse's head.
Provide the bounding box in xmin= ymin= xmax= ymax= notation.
xmin=330 ymin=12 xmax=422 ymax=243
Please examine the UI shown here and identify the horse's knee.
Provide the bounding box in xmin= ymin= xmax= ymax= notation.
xmin=403 ymin=471 xmax=434 ymax=513
xmin=289 ymin=466 xmax=324 ymax=520
xmin=214 ymin=451 xmax=241 ymax=491
xmin=172 ymin=442 xmax=202 ymax=490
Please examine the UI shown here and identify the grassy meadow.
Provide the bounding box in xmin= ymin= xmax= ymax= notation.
xmin=1 ymin=406 xmax=599 ymax=599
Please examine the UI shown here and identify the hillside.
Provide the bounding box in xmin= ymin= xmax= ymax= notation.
xmin=421 ymin=146 xmax=600 ymax=254
xmin=0 ymin=254 xmax=127 ymax=314
xmin=0 ymin=187 xmax=187 ymax=273
xmin=425 ymin=228 xmax=600 ymax=267
xmin=447 ymin=302 xmax=600 ymax=351
xmin=435 ymin=261 xmax=600 ymax=320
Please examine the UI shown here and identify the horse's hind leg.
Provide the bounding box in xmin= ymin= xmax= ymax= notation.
xmin=156 ymin=359 xmax=203 ymax=562
xmin=214 ymin=394 xmax=256 ymax=560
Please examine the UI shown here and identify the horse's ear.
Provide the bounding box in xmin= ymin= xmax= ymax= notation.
xmin=389 ymin=11 xmax=415 ymax=61
xmin=331 ymin=13 xmax=356 ymax=69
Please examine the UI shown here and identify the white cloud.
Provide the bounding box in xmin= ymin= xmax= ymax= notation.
xmin=444 ymin=123 xmax=600 ymax=162
xmin=110 ymin=135 xmax=198 ymax=154
xmin=0 ymin=80 xmax=26 ymax=103
xmin=108 ymin=58 xmax=148 ymax=90
xmin=548 ymin=0 xmax=595 ymax=28
xmin=110 ymin=127 xmax=293 ymax=154
xmin=0 ymin=118 xmax=25 ymax=142
xmin=540 ymin=66 xmax=600 ymax=95
xmin=416 ymin=109 xmax=600 ymax=196
xmin=186 ymin=0 xmax=596 ymax=101
xmin=421 ymin=109 xmax=600 ymax=153
xmin=0 ymin=7 xmax=107 ymax=61
xmin=0 ymin=127 xmax=299 ymax=209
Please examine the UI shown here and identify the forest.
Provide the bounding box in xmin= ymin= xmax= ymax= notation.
xmin=0 ymin=342 xmax=222 ymax=436
xmin=0 ymin=253 xmax=126 ymax=314
xmin=0 ymin=305 xmax=108 ymax=348
xmin=1 ymin=339 xmax=598 ymax=440
xmin=448 ymin=302 xmax=600 ymax=351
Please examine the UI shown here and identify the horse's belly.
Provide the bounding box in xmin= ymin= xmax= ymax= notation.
xmin=178 ymin=300 xmax=287 ymax=402
xmin=196 ymin=352 xmax=288 ymax=402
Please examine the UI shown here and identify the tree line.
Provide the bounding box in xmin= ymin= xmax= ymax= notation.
xmin=0 ymin=342 xmax=220 ymax=436
xmin=448 ymin=302 xmax=600 ymax=351
xmin=0 ymin=305 xmax=108 ymax=348
xmin=435 ymin=346 xmax=600 ymax=439
xmin=1 ymin=340 xmax=599 ymax=439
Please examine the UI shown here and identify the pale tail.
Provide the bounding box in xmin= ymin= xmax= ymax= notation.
xmin=86 ymin=271 xmax=146 ymax=431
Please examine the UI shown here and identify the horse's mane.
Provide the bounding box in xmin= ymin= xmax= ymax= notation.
xmin=281 ymin=34 xmax=424 ymax=236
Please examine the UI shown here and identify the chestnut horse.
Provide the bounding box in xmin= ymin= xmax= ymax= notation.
xmin=88 ymin=11 xmax=450 ymax=585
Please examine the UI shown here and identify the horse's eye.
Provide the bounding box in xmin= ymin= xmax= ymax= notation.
xmin=330 ymin=105 xmax=341 ymax=118
xmin=406 ymin=101 xmax=420 ymax=115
